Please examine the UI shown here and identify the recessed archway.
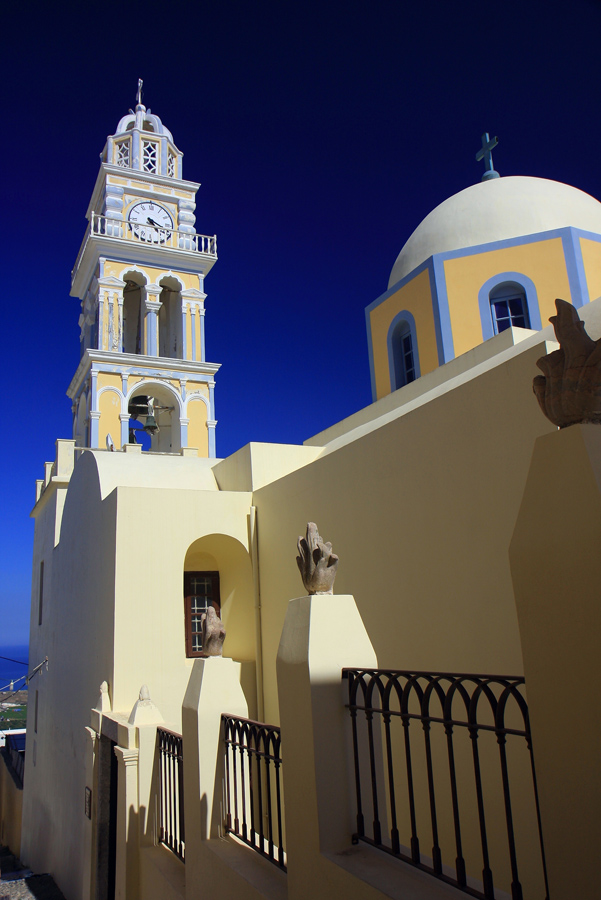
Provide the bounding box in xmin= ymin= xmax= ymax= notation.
xmin=158 ymin=275 xmax=184 ymax=359
xmin=121 ymin=270 xmax=147 ymax=355
xmin=127 ymin=381 xmax=183 ymax=453
xmin=183 ymin=534 xmax=254 ymax=663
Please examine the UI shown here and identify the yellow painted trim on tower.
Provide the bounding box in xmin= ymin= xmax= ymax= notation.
xmin=100 ymin=296 xmax=109 ymax=351
xmin=369 ymin=268 xmax=437 ymax=400
xmin=580 ymin=237 xmax=601 ymax=304
xmin=97 ymin=373 xmax=122 ymax=391
xmin=444 ymin=239 xmax=570 ymax=358
xmin=98 ymin=389 xmax=122 ymax=450
xmin=187 ymin=398 xmax=209 ymax=457
xmin=185 ymin=308 xmax=193 ymax=361
xmin=195 ymin=309 xmax=202 ymax=360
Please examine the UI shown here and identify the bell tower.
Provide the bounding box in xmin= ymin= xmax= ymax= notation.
xmin=68 ymin=81 xmax=220 ymax=455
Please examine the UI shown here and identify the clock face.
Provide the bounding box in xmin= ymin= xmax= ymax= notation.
xmin=128 ymin=201 xmax=174 ymax=243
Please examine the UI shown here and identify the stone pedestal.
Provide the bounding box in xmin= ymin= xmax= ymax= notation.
xmin=510 ymin=424 xmax=601 ymax=900
xmin=276 ymin=594 xmax=377 ymax=898
xmin=182 ymin=658 xmax=248 ymax=900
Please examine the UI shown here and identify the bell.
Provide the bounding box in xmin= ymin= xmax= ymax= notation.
xmin=144 ymin=414 xmax=158 ymax=434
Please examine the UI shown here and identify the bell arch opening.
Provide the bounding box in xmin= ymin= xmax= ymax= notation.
xmin=158 ymin=275 xmax=184 ymax=359
xmin=122 ymin=271 xmax=147 ymax=355
xmin=127 ymin=382 xmax=182 ymax=453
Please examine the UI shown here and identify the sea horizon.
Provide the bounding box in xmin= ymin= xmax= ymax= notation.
xmin=0 ymin=644 xmax=29 ymax=692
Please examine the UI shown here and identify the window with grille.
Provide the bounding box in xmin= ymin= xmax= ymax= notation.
xmin=490 ymin=283 xmax=530 ymax=334
xmin=115 ymin=140 xmax=130 ymax=168
xmin=391 ymin=319 xmax=417 ymax=389
xmin=142 ymin=140 xmax=159 ymax=174
xmin=184 ymin=571 xmax=221 ymax=656
xmin=168 ymin=152 xmax=176 ymax=178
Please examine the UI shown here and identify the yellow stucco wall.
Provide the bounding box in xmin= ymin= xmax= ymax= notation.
xmin=444 ymin=238 xmax=570 ymax=358
xmin=98 ymin=389 xmax=122 ymax=450
xmin=580 ymin=236 xmax=601 ymax=303
xmin=98 ymin=373 xmax=122 ymax=391
xmin=187 ymin=398 xmax=209 ymax=457
xmin=185 ymin=309 xmax=192 ymax=361
xmin=369 ymin=268 xmax=437 ymax=399
xmin=194 ymin=309 xmax=202 ymax=359
xmin=254 ymin=341 xmax=556 ymax=732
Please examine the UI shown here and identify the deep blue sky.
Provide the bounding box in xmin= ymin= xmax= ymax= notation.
xmin=2 ymin=0 xmax=601 ymax=644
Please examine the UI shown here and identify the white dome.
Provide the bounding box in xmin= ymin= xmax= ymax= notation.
xmin=389 ymin=176 xmax=601 ymax=288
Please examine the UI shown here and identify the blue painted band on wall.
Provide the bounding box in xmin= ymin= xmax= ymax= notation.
xmin=562 ymin=232 xmax=588 ymax=309
xmin=431 ymin=256 xmax=455 ymax=365
xmin=365 ymin=305 xmax=377 ymax=402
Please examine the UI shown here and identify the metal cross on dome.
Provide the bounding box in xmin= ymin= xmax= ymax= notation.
xmin=476 ymin=132 xmax=500 ymax=181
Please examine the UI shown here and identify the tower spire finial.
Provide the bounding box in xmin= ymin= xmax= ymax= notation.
xmin=475 ymin=132 xmax=500 ymax=181
xmin=136 ymin=78 xmax=143 ymax=109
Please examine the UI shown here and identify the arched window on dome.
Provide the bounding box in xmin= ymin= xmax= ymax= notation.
xmin=489 ymin=282 xmax=530 ymax=334
xmin=388 ymin=312 xmax=420 ymax=391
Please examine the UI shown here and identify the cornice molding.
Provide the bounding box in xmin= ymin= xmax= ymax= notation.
xmin=68 ymin=349 xmax=221 ymax=398
xmin=71 ymin=235 xmax=216 ymax=299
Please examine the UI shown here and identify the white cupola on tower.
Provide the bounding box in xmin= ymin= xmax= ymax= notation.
xmin=101 ymin=79 xmax=183 ymax=179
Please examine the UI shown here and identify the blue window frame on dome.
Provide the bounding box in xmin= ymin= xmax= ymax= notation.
xmin=398 ymin=330 xmax=416 ymax=384
xmin=489 ymin=283 xmax=530 ymax=335
xmin=388 ymin=312 xmax=420 ymax=390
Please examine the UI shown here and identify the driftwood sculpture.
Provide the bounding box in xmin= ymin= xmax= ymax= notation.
xmin=201 ymin=606 xmax=226 ymax=656
xmin=296 ymin=522 xmax=339 ymax=594
xmin=533 ymin=298 xmax=601 ymax=428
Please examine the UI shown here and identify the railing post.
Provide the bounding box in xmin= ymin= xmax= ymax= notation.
xmin=276 ymin=594 xmax=377 ymax=898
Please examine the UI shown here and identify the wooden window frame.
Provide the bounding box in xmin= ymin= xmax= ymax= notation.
xmin=184 ymin=571 xmax=221 ymax=658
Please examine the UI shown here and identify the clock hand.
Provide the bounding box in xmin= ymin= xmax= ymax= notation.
xmin=147 ymin=217 xmax=160 ymax=227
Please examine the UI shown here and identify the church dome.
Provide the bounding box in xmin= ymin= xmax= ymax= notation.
xmin=389 ymin=176 xmax=601 ymax=288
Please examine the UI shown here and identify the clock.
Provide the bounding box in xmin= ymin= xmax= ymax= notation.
xmin=128 ymin=201 xmax=174 ymax=243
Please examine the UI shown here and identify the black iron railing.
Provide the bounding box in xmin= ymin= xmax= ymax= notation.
xmin=157 ymin=727 xmax=185 ymax=861
xmin=222 ymin=714 xmax=286 ymax=870
xmin=343 ymin=669 xmax=548 ymax=900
